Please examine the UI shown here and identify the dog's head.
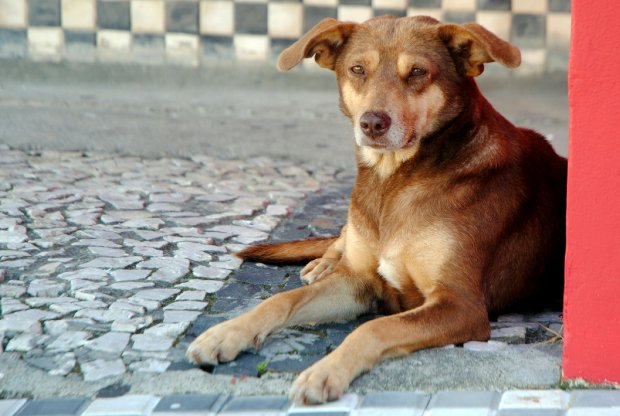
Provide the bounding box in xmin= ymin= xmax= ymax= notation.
xmin=278 ymin=16 xmax=520 ymax=156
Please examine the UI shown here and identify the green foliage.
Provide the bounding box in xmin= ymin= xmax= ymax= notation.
xmin=256 ymin=359 xmax=269 ymax=377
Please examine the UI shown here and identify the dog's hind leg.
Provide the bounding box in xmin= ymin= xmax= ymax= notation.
xmin=301 ymin=225 xmax=347 ymax=284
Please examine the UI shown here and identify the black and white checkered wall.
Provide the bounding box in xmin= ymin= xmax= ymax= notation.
xmin=0 ymin=0 xmax=571 ymax=74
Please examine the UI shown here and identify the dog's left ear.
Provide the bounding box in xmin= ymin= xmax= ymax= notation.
xmin=439 ymin=23 xmax=521 ymax=77
xmin=278 ymin=18 xmax=357 ymax=71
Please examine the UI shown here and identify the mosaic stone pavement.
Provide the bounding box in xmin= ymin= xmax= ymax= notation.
xmin=0 ymin=144 xmax=563 ymax=388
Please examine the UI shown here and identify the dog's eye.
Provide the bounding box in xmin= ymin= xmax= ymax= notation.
xmin=350 ymin=65 xmax=365 ymax=75
xmin=409 ymin=68 xmax=427 ymax=78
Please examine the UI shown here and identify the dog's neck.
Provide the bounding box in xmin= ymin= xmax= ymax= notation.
xmin=356 ymin=79 xmax=506 ymax=179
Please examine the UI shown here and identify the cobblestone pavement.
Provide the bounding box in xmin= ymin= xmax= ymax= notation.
xmin=0 ymin=145 xmax=573 ymax=403
xmin=3 ymin=390 xmax=620 ymax=416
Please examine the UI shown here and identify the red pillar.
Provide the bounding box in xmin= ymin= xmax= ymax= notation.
xmin=564 ymin=0 xmax=620 ymax=384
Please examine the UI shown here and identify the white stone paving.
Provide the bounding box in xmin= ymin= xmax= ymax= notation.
xmin=0 ymin=149 xmax=325 ymax=382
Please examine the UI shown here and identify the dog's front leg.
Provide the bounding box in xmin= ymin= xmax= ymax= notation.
xmin=289 ymin=291 xmax=490 ymax=404
xmin=186 ymin=268 xmax=377 ymax=366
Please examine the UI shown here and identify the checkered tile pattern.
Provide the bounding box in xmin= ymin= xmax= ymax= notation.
xmin=0 ymin=0 xmax=571 ymax=73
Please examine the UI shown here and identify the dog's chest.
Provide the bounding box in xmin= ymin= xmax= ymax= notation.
xmin=375 ymin=223 xmax=455 ymax=295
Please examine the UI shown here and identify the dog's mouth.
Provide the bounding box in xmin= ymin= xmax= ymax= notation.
xmin=366 ymin=133 xmax=417 ymax=151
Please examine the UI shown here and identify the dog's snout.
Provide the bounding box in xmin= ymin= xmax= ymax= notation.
xmin=360 ymin=112 xmax=391 ymax=138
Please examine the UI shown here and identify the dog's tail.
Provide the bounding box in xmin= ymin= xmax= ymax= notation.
xmin=235 ymin=237 xmax=337 ymax=264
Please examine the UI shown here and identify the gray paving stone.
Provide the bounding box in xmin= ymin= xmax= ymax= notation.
xmin=143 ymin=322 xmax=190 ymax=338
xmin=134 ymin=230 xmax=165 ymax=240
xmin=173 ymin=248 xmax=213 ymax=262
xmin=0 ymin=230 xmax=28 ymax=243
xmin=13 ymin=397 xmax=89 ymax=416
xmin=153 ymin=394 xmax=223 ymax=415
xmin=163 ymin=301 xmax=208 ymax=311
xmin=134 ymin=288 xmax=180 ymax=302
xmin=568 ymin=390 xmax=620 ymax=416
xmin=132 ymin=334 xmax=174 ymax=351
xmin=5 ymin=309 xmax=60 ymax=321
xmin=147 ymin=203 xmax=183 ymax=212
xmin=256 ymin=345 xmax=315 ymax=367
xmin=426 ymin=391 xmax=500 ymax=415
xmin=490 ymin=327 xmax=527 ymax=344
xmin=209 ymin=225 xmax=268 ymax=240
xmin=0 ymin=399 xmax=27 ymax=416
xmin=111 ymin=316 xmax=153 ymax=333
xmin=176 ymin=290 xmax=206 ymax=301
xmin=121 ymin=218 xmax=164 ymax=230
xmin=49 ymin=302 xmax=86 ymax=314
xmin=132 ymin=246 xmax=163 ymax=257
xmin=150 ymin=193 xmax=191 ymax=203
xmin=58 ymin=268 xmax=109 ymax=281
xmin=109 ymin=269 xmax=152 ymax=281
xmin=0 ymin=258 xmax=36 ymax=268
xmin=463 ymin=340 xmax=507 ymax=352
xmin=79 ymin=256 xmax=143 ymax=269
xmin=126 ymin=296 xmax=161 ymax=312
xmin=220 ymin=396 xmax=290 ymax=415
xmin=48 ymin=353 xmax=77 ymax=376
xmin=87 ymin=246 xmax=128 ymax=257
xmin=109 ymin=300 xmax=146 ymax=315
xmin=108 ymin=281 xmax=155 ymax=291
xmin=176 ymin=279 xmax=224 ymax=293
xmin=0 ymin=283 xmax=27 ymax=297
xmin=46 ymin=331 xmax=91 ymax=352
xmin=163 ymin=310 xmax=201 ymax=323
xmin=149 ymin=267 xmax=189 ymax=284
xmin=192 ymin=266 xmax=231 ymax=279
xmin=6 ymin=333 xmax=46 ymax=352
xmin=209 ymin=255 xmax=244 ymax=270
xmin=124 ymin=239 xmax=168 ymax=249
xmin=177 ymin=241 xmax=226 ymax=253
xmin=70 ymin=280 xmax=105 ymax=292
xmin=75 ymin=308 xmax=137 ymax=323
xmin=81 ymin=358 xmax=126 ymax=382
xmin=0 ymin=318 xmax=42 ymax=334
xmin=0 ymin=249 xmax=30 ymax=258
xmin=499 ymin=390 xmax=568 ymax=412
xmin=357 ymin=392 xmax=430 ymax=416
xmin=128 ymin=359 xmax=171 ymax=373
xmin=25 ymin=296 xmax=76 ymax=307
xmin=82 ymin=395 xmax=160 ymax=416
xmin=27 ymin=279 xmax=66 ymax=297
xmin=1 ymin=298 xmax=29 ymax=314
xmin=86 ymin=332 xmax=131 ymax=354
xmin=72 ymin=239 xmax=121 ymax=248
xmin=137 ymin=257 xmax=189 ymax=270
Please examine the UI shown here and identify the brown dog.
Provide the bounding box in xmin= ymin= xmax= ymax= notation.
xmin=187 ymin=16 xmax=567 ymax=404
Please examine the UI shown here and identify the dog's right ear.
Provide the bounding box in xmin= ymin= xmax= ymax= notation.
xmin=278 ymin=18 xmax=357 ymax=71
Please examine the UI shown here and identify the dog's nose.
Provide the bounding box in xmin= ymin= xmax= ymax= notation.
xmin=360 ymin=112 xmax=392 ymax=138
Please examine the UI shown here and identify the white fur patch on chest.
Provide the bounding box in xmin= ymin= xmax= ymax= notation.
xmin=377 ymin=258 xmax=403 ymax=291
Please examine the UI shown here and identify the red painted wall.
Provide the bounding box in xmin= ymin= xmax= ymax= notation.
xmin=563 ymin=0 xmax=620 ymax=384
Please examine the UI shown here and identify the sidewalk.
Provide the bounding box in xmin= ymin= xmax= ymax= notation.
xmin=3 ymin=390 xmax=620 ymax=415
xmin=0 ymin=60 xmax=569 ymax=168
xmin=1 ymin=146 xmax=563 ymax=399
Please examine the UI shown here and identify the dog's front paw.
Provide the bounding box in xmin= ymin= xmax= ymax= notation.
xmin=186 ymin=318 xmax=257 ymax=365
xmin=300 ymin=258 xmax=337 ymax=284
xmin=289 ymin=357 xmax=351 ymax=405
